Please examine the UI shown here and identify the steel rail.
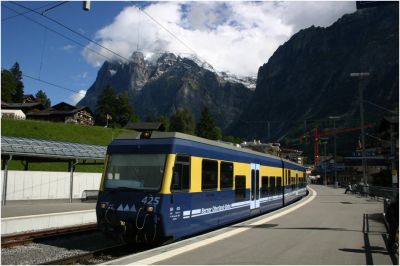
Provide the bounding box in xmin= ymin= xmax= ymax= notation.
xmin=40 ymin=244 xmax=127 ymax=265
xmin=1 ymin=223 xmax=97 ymax=248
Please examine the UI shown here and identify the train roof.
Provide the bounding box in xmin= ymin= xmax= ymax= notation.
xmin=110 ymin=132 xmax=304 ymax=171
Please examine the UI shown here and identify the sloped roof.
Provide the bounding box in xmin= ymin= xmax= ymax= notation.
xmin=26 ymin=102 xmax=94 ymax=117
xmin=1 ymin=136 xmax=106 ymax=161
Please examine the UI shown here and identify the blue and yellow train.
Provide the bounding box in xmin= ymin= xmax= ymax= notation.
xmin=96 ymin=132 xmax=307 ymax=243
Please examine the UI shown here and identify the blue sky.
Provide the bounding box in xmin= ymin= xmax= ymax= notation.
xmin=1 ymin=1 xmax=356 ymax=107
xmin=2 ymin=1 xmax=132 ymax=105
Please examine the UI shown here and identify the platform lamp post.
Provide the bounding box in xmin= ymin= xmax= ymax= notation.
xmin=321 ymin=138 xmax=328 ymax=186
xmin=350 ymin=72 xmax=370 ymax=185
xmin=329 ymin=116 xmax=341 ymax=188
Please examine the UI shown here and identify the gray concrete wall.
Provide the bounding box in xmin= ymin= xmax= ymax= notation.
xmin=1 ymin=171 xmax=101 ymax=201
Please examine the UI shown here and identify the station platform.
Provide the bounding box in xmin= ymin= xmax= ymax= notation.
xmin=108 ymin=185 xmax=395 ymax=265
xmin=1 ymin=199 xmax=96 ymax=235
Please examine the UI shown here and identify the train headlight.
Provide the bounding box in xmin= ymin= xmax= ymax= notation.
xmin=120 ymin=221 xmax=125 ymax=226
xmin=100 ymin=203 xmax=107 ymax=209
xmin=146 ymin=206 xmax=154 ymax=213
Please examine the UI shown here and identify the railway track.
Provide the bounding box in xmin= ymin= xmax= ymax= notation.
xmin=40 ymin=244 xmax=130 ymax=265
xmin=1 ymin=223 xmax=97 ymax=248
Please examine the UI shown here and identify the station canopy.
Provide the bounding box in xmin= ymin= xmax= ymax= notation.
xmin=1 ymin=136 xmax=106 ymax=162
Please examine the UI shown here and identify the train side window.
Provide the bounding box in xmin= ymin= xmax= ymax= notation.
xmin=261 ymin=176 xmax=268 ymax=197
xmin=171 ymin=155 xmax=190 ymax=192
xmin=202 ymin=159 xmax=218 ymax=190
xmin=292 ymin=176 xmax=295 ymax=190
xmin=220 ymin=162 xmax=233 ymax=189
xmin=276 ymin=177 xmax=282 ymax=194
xmin=235 ymin=175 xmax=246 ymax=202
xmin=270 ymin=176 xmax=276 ymax=196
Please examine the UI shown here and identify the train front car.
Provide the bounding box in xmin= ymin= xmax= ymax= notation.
xmin=96 ymin=132 xmax=173 ymax=244
xmin=96 ymin=131 xmax=308 ymax=244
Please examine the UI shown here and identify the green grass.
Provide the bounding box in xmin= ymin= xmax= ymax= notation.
xmin=2 ymin=119 xmax=131 ymax=145
xmin=1 ymin=119 xmax=133 ymax=172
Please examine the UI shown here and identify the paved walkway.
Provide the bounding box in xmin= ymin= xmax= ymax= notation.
xmin=108 ymin=185 xmax=395 ymax=265
xmin=1 ymin=199 xmax=95 ymax=218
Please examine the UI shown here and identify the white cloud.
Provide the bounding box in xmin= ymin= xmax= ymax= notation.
xmin=60 ymin=44 xmax=76 ymax=51
xmin=82 ymin=2 xmax=356 ymax=77
xmin=70 ymin=90 xmax=86 ymax=105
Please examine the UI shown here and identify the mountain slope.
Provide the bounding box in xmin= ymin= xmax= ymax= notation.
xmin=231 ymin=4 xmax=399 ymax=142
xmin=78 ymin=52 xmax=253 ymax=130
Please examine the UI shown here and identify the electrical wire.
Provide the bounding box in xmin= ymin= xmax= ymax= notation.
xmin=22 ymin=74 xmax=85 ymax=95
xmin=2 ymin=1 xmax=55 ymax=21
xmin=135 ymin=3 xmax=211 ymax=67
xmin=2 ymin=4 xmax=114 ymax=62
xmin=11 ymin=1 xmax=131 ymax=62
xmin=38 ymin=28 xmax=48 ymax=80
xmin=41 ymin=1 xmax=69 ymax=14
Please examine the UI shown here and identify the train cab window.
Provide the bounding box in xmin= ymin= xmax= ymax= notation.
xmin=202 ymin=159 xmax=218 ymax=190
xmin=220 ymin=162 xmax=233 ymax=189
xmin=276 ymin=177 xmax=282 ymax=194
xmin=171 ymin=155 xmax=190 ymax=192
xmin=261 ymin=176 xmax=268 ymax=197
xmin=235 ymin=175 xmax=246 ymax=201
xmin=104 ymin=153 xmax=166 ymax=191
xmin=270 ymin=176 xmax=276 ymax=195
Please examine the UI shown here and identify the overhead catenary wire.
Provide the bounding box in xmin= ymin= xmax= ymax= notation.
xmin=135 ymin=3 xmax=212 ymax=67
xmin=11 ymin=1 xmax=131 ymax=62
xmin=2 ymin=1 xmax=56 ymax=21
xmin=2 ymin=4 xmax=114 ymax=62
xmin=22 ymin=73 xmax=85 ymax=95
xmin=41 ymin=1 xmax=69 ymax=14
xmin=38 ymin=28 xmax=48 ymax=80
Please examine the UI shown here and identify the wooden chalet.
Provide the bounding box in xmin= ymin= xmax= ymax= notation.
xmin=26 ymin=102 xmax=95 ymax=125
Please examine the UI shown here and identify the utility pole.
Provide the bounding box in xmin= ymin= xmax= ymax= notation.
xmin=304 ymin=120 xmax=307 ymax=164
xmin=390 ymin=123 xmax=398 ymax=189
xmin=329 ymin=116 xmax=340 ymax=188
xmin=350 ymin=72 xmax=370 ymax=185
xmin=321 ymin=138 xmax=328 ymax=186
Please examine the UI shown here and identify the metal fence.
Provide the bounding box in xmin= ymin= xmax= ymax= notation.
xmin=351 ymin=184 xmax=398 ymax=201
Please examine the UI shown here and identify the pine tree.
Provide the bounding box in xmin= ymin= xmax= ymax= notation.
xmin=116 ymin=92 xmax=137 ymax=126
xmin=170 ymin=108 xmax=195 ymax=134
xmin=95 ymin=85 xmax=118 ymax=126
xmin=35 ymin=90 xmax=51 ymax=108
xmin=95 ymin=86 xmax=137 ymax=127
xmin=196 ymin=107 xmax=221 ymax=140
xmin=1 ymin=70 xmax=17 ymax=103
xmin=10 ymin=62 xmax=24 ymax=103
xmin=157 ymin=116 xmax=170 ymax=131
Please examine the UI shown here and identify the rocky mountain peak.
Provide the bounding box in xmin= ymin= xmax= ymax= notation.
xmin=130 ymin=51 xmax=145 ymax=64
xmin=78 ymin=51 xmax=254 ymax=130
xmin=232 ymin=4 xmax=398 ymax=144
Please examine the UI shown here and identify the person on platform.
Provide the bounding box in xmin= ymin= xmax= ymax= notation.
xmin=344 ymin=183 xmax=352 ymax=194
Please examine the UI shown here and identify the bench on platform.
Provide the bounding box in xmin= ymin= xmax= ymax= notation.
xmin=81 ymin=190 xmax=99 ymax=201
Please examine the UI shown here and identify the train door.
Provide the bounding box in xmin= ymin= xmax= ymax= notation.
xmin=250 ymin=163 xmax=260 ymax=209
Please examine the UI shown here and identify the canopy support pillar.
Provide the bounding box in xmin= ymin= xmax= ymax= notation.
xmin=69 ymin=159 xmax=78 ymax=203
xmin=2 ymin=155 xmax=12 ymax=206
